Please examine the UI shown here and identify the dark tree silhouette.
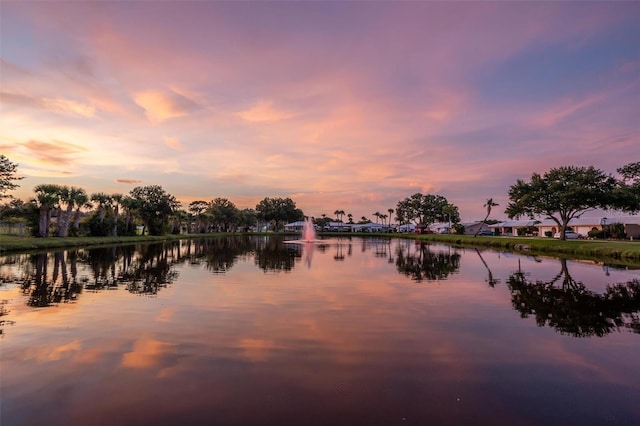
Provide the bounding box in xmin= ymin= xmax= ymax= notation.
xmin=395 ymin=242 xmax=460 ymax=282
xmin=507 ymin=259 xmax=640 ymax=337
xmin=254 ymin=236 xmax=300 ymax=272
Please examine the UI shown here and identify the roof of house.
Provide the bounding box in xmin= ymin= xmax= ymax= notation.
xmin=460 ymin=221 xmax=485 ymax=227
xmin=284 ymin=221 xmax=306 ymax=227
xmin=428 ymin=222 xmax=451 ymax=229
xmin=351 ymin=223 xmax=385 ymax=229
xmin=324 ymin=221 xmax=351 ymax=227
xmin=489 ymin=220 xmax=539 ymax=228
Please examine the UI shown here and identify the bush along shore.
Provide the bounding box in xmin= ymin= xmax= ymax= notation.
xmin=1 ymin=232 xmax=640 ymax=264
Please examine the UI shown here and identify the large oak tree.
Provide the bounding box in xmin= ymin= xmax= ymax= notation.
xmin=130 ymin=185 xmax=180 ymax=236
xmin=505 ymin=166 xmax=617 ymax=240
xmin=395 ymin=193 xmax=459 ymax=227
xmin=615 ymin=162 xmax=640 ymax=213
xmin=255 ymin=197 xmax=303 ymax=231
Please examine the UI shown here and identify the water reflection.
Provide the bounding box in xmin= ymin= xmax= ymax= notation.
xmin=0 ymin=299 xmax=14 ymax=336
xmin=22 ymin=252 xmax=84 ymax=306
xmin=507 ymin=258 xmax=640 ymax=337
xmin=186 ymin=237 xmax=254 ymax=273
xmin=1 ymin=238 xmax=639 ymax=340
xmin=475 ymin=248 xmax=500 ymax=287
xmin=395 ymin=241 xmax=461 ymax=282
xmin=255 ymin=237 xmax=300 ymax=272
xmin=1 ymin=237 xmax=640 ymax=425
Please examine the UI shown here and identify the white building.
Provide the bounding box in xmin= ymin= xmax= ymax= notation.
xmin=489 ymin=216 xmax=640 ymax=238
xmin=535 ymin=216 xmax=640 ymax=238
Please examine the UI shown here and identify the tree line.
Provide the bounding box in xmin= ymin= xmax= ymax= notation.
xmin=1 ymin=183 xmax=305 ymax=237
xmin=1 ymin=154 xmax=638 ymax=239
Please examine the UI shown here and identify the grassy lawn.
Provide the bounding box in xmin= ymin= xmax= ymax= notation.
xmin=388 ymin=233 xmax=640 ymax=263
xmin=2 ymin=232 xmax=640 ymax=264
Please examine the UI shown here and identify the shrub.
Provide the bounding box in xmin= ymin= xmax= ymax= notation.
xmin=588 ymin=229 xmax=604 ymax=239
xmin=85 ymin=215 xmax=111 ymax=236
xmin=607 ymin=223 xmax=627 ymax=239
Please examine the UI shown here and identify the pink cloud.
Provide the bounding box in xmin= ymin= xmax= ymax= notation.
xmin=1 ymin=92 xmax=95 ymax=117
xmin=134 ymin=89 xmax=200 ymax=123
xmin=237 ymin=99 xmax=295 ymax=122
xmin=2 ymin=2 xmax=637 ymax=221
xmin=164 ymin=136 xmax=183 ymax=151
xmin=13 ymin=140 xmax=86 ymax=166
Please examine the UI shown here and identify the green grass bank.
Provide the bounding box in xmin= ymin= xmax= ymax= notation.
xmin=2 ymin=232 xmax=640 ymax=264
xmin=385 ymin=233 xmax=640 ymax=263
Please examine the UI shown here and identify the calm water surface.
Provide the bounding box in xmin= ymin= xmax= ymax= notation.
xmin=1 ymin=236 xmax=639 ymax=425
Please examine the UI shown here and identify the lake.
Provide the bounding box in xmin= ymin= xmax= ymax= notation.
xmin=1 ymin=236 xmax=639 ymax=425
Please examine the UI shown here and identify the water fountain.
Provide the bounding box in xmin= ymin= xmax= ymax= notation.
xmin=302 ymin=217 xmax=317 ymax=242
xmin=282 ymin=217 xmax=318 ymax=267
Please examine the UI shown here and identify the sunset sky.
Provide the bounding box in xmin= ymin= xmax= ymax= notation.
xmin=1 ymin=1 xmax=639 ymax=221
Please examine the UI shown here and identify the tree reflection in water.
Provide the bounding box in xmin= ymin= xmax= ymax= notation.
xmin=119 ymin=243 xmax=180 ymax=295
xmin=395 ymin=241 xmax=461 ymax=282
xmin=475 ymin=248 xmax=500 ymax=287
xmin=21 ymin=252 xmax=84 ymax=307
xmin=254 ymin=236 xmax=301 ymax=272
xmin=3 ymin=238 xmax=640 ymax=340
xmin=507 ymin=258 xmax=640 ymax=337
xmin=186 ymin=237 xmax=254 ymax=273
xmin=0 ymin=299 xmax=14 ymax=337
xmin=13 ymin=243 xmax=186 ymax=305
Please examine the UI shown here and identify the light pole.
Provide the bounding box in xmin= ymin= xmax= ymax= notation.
xmin=601 ymin=217 xmax=607 ymax=239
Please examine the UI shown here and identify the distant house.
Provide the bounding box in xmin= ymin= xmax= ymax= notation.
xmin=284 ymin=221 xmax=306 ymax=232
xmin=489 ymin=220 xmax=539 ymax=236
xmin=428 ymin=222 xmax=451 ymax=234
xmin=323 ymin=221 xmax=352 ymax=232
xmin=396 ymin=223 xmax=415 ymax=233
xmin=459 ymin=221 xmax=491 ymax=235
xmin=535 ymin=216 xmax=640 ymax=238
xmin=351 ymin=223 xmax=386 ymax=233
xmin=488 ymin=216 xmax=640 ymax=238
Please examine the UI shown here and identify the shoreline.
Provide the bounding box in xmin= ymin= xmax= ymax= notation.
xmin=1 ymin=232 xmax=640 ymax=264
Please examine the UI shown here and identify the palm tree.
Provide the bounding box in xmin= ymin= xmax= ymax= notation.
xmin=474 ymin=198 xmax=499 ymax=237
xmin=91 ymin=192 xmax=112 ymax=224
xmin=373 ymin=211 xmax=381 ymax=224
xmin=387 ymin=208 xmax=394 ymax=226
xmin=170 ymin=208 xmax=188 ymax=234
xmin=188 ymin=200 xmax=209 ymax=233
xmin=334 ymin=209 xmax=345 ymax=222
xmin=58 ymin=186 xmax=87 ymax=237
xmin=111 ymin=193 xmax=123 ymax=236
xmin=120 ymin=196 xmax=136 ymax=234
xmin=347 ymin=213 xmax=353 ymax=224
xmin=56 ymin=185 xmax=71 ymax=237
xmin=33 ymin=184 xmax=61 ymax=238
xmin=73 ymin=197 xmax=92 ymax=232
